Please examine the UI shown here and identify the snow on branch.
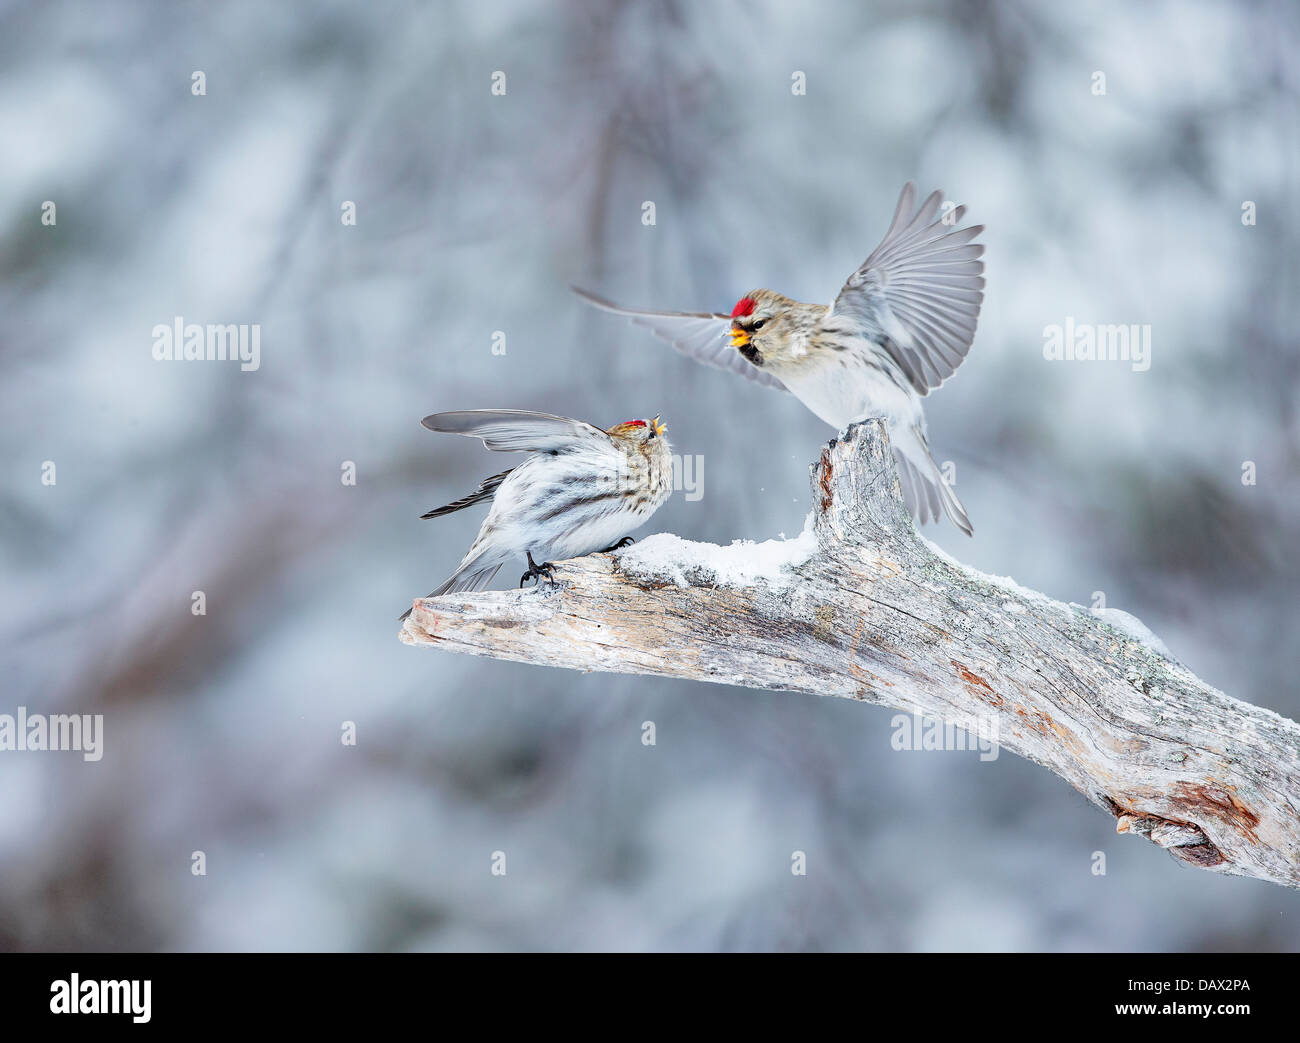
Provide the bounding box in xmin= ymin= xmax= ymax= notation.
xmin=401 ymin=420 xmax=1300 ymax=888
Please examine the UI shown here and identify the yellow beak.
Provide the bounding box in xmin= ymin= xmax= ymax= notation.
xmin=652 ymin=415 xmax=668 ymax=437
xmin=729 ymin=326 xmax=750 ymax=348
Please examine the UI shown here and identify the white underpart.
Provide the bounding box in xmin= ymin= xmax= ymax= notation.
xmin=781 ymin=347 xmax=924 ymax=438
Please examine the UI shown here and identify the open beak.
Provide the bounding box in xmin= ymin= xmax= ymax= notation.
xmin=652 ymin=415 xmax=668 ymax=437
xmin=729 ymin=325 xmax=750 ymax=349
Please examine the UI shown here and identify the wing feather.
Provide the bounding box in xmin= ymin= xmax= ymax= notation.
xmin=832 ymin=183 xmax=985 ymax=395
xmin=572 ymin=287 xmax=788 ymax=392
xmin=420 ymin=468 xmax=514 ymax=519
xmin=420 ymin=409 xmax=612 ymax=453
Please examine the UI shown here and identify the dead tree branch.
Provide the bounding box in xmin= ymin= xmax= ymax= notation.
xmin=401 ymin=420 xmax=1300 ymax=888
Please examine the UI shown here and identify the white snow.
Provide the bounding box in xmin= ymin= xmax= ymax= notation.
xmin=618 ymin=516 xmax=819 ymax=589
xmin=924 ymin=540 xmax=1171 ymax=654
xmin=1092 ymin=606 xmax=1172 ymax=656
xmin=921 ymin=536 xmax=1074 ymax=619
xmin=983 ymin=572 xmax=1075 ymax=618
xmin=920 ymin=535 xmax=961 ymax=566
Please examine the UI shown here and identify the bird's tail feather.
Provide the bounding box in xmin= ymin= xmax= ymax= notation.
xmin=893 ymin=434 xmax=973 ymax=537
xmin=399 ymin=555 xmax=503 ymax=621
xmin=934 ymin=467 xmax=973 ymax=536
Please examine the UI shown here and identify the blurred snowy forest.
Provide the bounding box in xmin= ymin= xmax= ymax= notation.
xmin=2 ymin=0 xmax=1298 ymax=951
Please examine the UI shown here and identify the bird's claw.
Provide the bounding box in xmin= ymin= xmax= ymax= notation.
xmin=520 ymin=552 xmax=556 ymax=588
xmin=602 ymin=536 xmax=635 ymax=552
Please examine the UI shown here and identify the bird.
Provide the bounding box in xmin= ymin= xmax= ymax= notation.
xmin=574 ymin=182 xmax=983 ymax=535
xmin=401 ymin=409 xmax=672 ymax=621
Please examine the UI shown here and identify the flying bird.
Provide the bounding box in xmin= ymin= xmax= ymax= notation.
xmin=575 ymin=182 xmax=983 ymax=535
xmin=401 ymin=409 xmax=672 ymax=620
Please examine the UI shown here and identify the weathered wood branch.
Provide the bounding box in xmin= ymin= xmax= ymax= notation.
xmin=401 ymin=420 xmax=1300 ymax=888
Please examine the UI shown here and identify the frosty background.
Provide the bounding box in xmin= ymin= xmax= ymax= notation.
xmin=2 ymin=0 xmax=1298 ymax=951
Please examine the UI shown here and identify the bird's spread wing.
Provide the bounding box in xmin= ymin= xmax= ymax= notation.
xmin=831 ymin=183 xmax=985 ymax=395
xmin=421 ymin=410 xmax=613 ymax=453
xmin=572 ymin=287 xmax=788 ymax=392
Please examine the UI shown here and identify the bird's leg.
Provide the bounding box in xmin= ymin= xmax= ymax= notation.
xmin=600 ymin=536 xmax=635 ymax=552
xmin=519 ymin=550 xmax=556 ymax=588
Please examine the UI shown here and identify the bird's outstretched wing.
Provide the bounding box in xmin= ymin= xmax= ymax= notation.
xmin=421 ymin=410 xmax=613 ymax=453
xmin=831 ymin=182 xmax=985 ymax=396
xmin=572 ymin=287 xmax=788 ymax=392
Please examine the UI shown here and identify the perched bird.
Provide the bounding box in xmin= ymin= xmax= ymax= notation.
xmin=575 ymin=182 xmax=983 ymax=535
xmin=401 ymin=409 xmax=672 ymax=620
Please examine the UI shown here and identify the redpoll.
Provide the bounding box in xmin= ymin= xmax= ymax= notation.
xmin=575 ymin=182 xmax=983 ymax=535
xmin=401 ymin=409 xmax=672 ymax=620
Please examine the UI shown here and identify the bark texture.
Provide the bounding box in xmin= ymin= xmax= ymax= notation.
xmin=401 ymin=420 xmax=1300 ymax=888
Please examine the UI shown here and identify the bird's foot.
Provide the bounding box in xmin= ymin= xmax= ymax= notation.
xmin=601 ymin=536 xmax=635 ymax=552
xmin=519 ymin=551 xmax=556 ymax=588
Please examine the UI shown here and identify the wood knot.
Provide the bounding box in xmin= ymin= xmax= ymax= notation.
xmin=818 ymin=454 xmax=834 ymax=513
xmin=1167 ymin=782 xmax=1260 ymax=844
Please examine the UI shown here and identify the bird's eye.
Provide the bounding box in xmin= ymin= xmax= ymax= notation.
xmin=752 ymin=319 xmax=766 ymax=330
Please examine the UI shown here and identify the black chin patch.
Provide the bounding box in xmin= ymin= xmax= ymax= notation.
xmin=738 ymin=343 xmax=763 ymax=366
